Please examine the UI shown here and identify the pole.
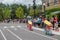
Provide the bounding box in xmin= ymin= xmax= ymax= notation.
xmin=33 ymin=0 xmax=36 ymax=18
xmin=42 ymin=3 xmax=46 ymax=17
xmin=34 ymin=8 xmax=35 ymax=18
xmin=44 ymin=4 xmax=46 ymax=17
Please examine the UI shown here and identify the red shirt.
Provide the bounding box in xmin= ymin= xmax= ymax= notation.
xmin=54 ymin=17 xmax=58 ymax=23
xmin=42 ymin=17 xmax=45 ymax=22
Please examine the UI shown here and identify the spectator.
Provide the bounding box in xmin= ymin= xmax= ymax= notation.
xmin=33 ymin=18 xmax=37 ymax=27
xmin=54 ymin=16 xmax=58 ymax=31
xmin=36 ymin=17 xmax=42 ymax=27
xmin=52 ymin=16 xmax=58 ymax=30
xmin=41 ymin=16 xmax=46 ymax=28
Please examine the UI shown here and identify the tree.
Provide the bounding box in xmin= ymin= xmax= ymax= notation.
xmin=15 ymin=7 xmax=24 ymax=19
xmin=29 ymin=6 xmax=41 ymax=17
xmin=19 ymin=5 xmax=28 ymax=16
xmin=0 ymin=8 xmax=3 ymax=20
xmin=0 ymin=15 xmax=2 ymax=21
xmin=2 ymin=7 xmax=11 ymax=19
xmin=35 ymin=7 xmax=41 ymax=16
xmin=0 ymin=3 xmax=7 ymax=20
xmin=11 ymin=4 xmax=19 ymax=19
xmin=23 ymin=5 xmax=28 ymax=15
xmin=29 ymin=7 xmax=34 ymax=16
xmin=0 ymin=3 xmax=6 ymax=8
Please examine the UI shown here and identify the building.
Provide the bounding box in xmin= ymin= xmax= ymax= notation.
xmin=42 ymin=0 xmax=60 ymax=21
xmin=42 ymin=0 xmax=60 ymax=10
xmin=47 ymin=0 xmax=60 ymax=9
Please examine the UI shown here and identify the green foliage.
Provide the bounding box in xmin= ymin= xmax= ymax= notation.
xmin=0 ymin=3 xmax=6 ymax=8
xmin=58 ymin=13 xmax=60 ymax=20
xmin=15 ymin=7 xmax=24 ymax=19
xmin=0 ymin=3 xmax=42 ymax=21
xmin=3 ymin=7 xmax=11 ymax=19
xmin=0 ymin=8 xmax=3 ymax=15
xmin=11 ymin=4 xmax=18 ymax=10
xmin=46 ymin=7 xmax=60 ymax=15
xmin=11 ymin=4 xmax=18 ymax=16
xmin=29 ymin=7 xmax=34 ymax=16
xmin=0 ymin=6 xmax=3 ymax=20
xmin=35 ymin=7 xmax=41 ymax=16
xmin=46 ymin=7 xmax=60 ymax=19
xmin=0 ymin=15 xmax=3 ymax=21
xmin=29 ymin=6 xmax=41 ymax=17
xmin=23 ymin=5 xmax=27 ymax=13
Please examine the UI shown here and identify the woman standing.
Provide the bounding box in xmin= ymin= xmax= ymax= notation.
xmin=52 ymin=16 xmax=58 ymax=30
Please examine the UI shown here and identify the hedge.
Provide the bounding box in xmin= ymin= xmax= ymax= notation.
xmin=45 ymin=7 xmax=60 ymax=18
xmin=46 ymin=7 xmax=60 ymax=15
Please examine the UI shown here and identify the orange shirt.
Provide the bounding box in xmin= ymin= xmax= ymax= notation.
xmin=46 ymin=25 xmax=51 ymax=30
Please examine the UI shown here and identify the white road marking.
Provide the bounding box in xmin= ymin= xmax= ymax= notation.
xmin=11 ymin=26 xmax=15 ymax=28
xmin=6 ymin=29 xmax=22 ymax=40
xmin=17 ymin=26 xmax=21 ymax=28
xmin=10 ymin=26 xmax=21 ymax=30
xmin=4 ymin=26 xmax=8 ymax=29
xmin=0 ymin=29 xmax=7 ymax=40
xmin=21 ymin=28 xmax=58 ymax=40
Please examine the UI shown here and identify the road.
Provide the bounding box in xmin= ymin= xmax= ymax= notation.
xmin=0 ymin=23 xmax=60 ymax=40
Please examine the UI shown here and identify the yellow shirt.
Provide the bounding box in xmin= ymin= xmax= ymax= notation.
xmin=44 ymin=20 xmax=52 ymax=26
xmin=28 ymin=20 xmax=32 ymax=24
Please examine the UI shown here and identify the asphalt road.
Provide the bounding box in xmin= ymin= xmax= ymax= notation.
xmin=0 ymin=23 xmax=60 ymax=40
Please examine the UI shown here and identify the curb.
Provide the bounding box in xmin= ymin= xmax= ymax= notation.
xmin=32 ymin=26 xmax=60 ymax=35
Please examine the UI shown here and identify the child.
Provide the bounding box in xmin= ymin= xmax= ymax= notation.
xmin=44 ymin=20 xmax=52 ymax=35
xmin=27 ymin=20 xmax=33 ymax=31
xmin=45 ymin=25 xmax=52 ymax=35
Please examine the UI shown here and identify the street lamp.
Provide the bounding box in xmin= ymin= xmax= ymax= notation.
xmin=33 ymin=0 xmax=36 ymax=18
xmin=43 ymin=3 xmax=46 ymax=17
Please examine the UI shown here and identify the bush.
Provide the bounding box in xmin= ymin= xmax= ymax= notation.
xmin=46 ymin=7 xmax=60 ymax=15
xmin=46 ymin=7 xmax=60 ymax=19
xmin=0 ymin=15 xmax=3 ymax=21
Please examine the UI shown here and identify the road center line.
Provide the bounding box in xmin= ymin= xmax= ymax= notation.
xmin=0 ymin=29 xmax=7 ymax=40
xmin=6 ymin=29 xmax=22 ymax=40
xmin=21 ymin=28 xmax=58 ymax=40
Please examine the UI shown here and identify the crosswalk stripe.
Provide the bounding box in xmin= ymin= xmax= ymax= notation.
xmin=17 ymin=26 xmax=21 ymax=28
xmin=3 ymin=26 xmax=21 ymax=30
xmin=0 ymin=29 xmax=7 ymax=40
xmin=3 ymin=25 xmax=21 ymax=30
xmin=11 ymin=26 xmax=15 ymax=28
xmin=4 ymin=26 xmax=8 ymax=29
xmin=6 ymin=29 xmax=22 ymax=40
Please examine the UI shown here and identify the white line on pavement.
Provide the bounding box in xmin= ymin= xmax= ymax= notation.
xmin=0 ymin=29 xmax=7 ymax=40
xmin=21 ymin=28 xmax=58 ymax=40
xmin=11 ymin=26 xmax=15 ymax=28
xmin=4 ymin=26 xmax=8 ymax=29
xmin=17 ymin=26 xmax=21 ymax=28
xmin=6 ymin=29 xmax=22 ymax=40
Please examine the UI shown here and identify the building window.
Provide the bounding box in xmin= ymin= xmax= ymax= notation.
xmin=54 ymin=0 xmax=57 ymax=5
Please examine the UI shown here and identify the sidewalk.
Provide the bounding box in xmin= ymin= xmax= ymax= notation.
xmin=32 ymin=26 xmax=60 ymax=35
